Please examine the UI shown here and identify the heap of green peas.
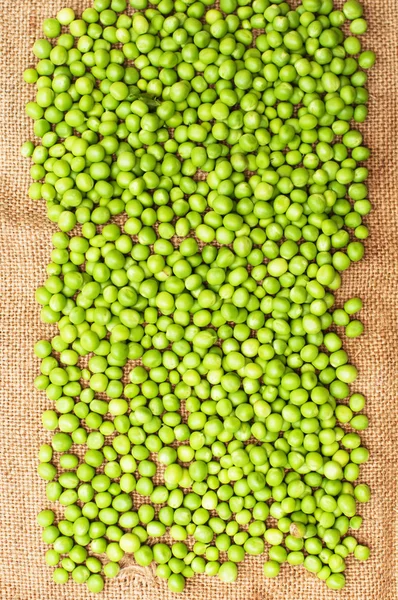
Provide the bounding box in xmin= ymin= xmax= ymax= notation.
xmin=24 ymin=0 xmax=374 ymax=593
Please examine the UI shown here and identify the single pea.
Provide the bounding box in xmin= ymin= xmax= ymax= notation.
xmin=218 ymin=561 xmax=238 ymax=582
xmin=346 ymin=320 xmax=364 ymax=338
xmin=344 ymin=297 xmax=363 ymax=314
xmin=263 ymin=561 xmax=280 ymax=578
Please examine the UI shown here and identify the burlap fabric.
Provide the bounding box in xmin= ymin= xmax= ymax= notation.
xmin=0 ymin=0 xmax=397 ymax=598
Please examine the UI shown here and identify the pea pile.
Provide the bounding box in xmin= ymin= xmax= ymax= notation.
xmin=24 ymin=0 xmax=374 ymax=593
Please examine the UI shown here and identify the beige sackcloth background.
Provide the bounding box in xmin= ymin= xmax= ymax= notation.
xmin=0 ymin=0 xmax=397 ymax=598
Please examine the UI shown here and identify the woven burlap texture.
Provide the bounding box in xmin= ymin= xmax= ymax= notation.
xmin=0 ymin=0 xmax=397 ymax=598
